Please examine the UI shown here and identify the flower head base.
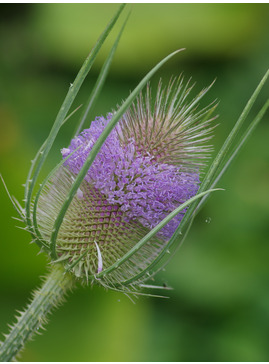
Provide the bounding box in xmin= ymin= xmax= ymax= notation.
xmin=37 ymin=77 xmax=216 ymax=289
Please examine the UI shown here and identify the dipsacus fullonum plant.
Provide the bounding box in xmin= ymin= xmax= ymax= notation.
xmin=0 ymin=5 xmax=268 ymax=362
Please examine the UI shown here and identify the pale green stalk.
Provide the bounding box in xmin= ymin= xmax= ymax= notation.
xmin=0 ymin=265 xmax=75 ymax=362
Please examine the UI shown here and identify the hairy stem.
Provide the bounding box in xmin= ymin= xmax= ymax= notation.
xmin=0 ymin=264 xmax=75 ymax=362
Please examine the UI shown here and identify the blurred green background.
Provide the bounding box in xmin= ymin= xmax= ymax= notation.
xmin=0 ymin=3 xmax=269 ymax=361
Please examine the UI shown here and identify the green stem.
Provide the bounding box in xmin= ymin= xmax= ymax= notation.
xmin=0 ymin=264 xmax=75 ymax=362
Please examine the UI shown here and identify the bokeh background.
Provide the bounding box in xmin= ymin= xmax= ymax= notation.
xmin=0 ymin=3 xmax=269 ymax=361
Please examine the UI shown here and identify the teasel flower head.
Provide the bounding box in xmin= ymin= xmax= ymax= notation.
xmin=1 ymin=5 xmax=268 ymax=360
xmin=35 ymin=76 xmax=217 ymax=292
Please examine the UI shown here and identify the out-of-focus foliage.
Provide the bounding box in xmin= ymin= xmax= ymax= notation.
xmin=30 ymin=3 xmax=268 ymax=74
xmin=0 ymin=3 xmax=268 ymax=361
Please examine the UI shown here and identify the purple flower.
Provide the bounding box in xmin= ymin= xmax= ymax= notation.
xmin=61 ymin=113 xmax=200 ymax=239
xmin=37 ymin=77 xmax=215 ymax=282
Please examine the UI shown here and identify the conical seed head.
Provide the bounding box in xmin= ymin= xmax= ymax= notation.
xmin=36 ymin=78 xmax=216 ymax=289
xmin=37 ymin=166 xmax=166 ymax=284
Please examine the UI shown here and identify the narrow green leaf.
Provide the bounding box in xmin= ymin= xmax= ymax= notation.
xmin=196 ymin=97 xmax=269 ymax=212
xmin=121 ymin=216 xmax=195 ymax=287
xmin=24 ymin=4 xmax=125 ymax=230
xmin=23 ymin=106 xmax=83 ymax=248
xmin=73 ymin=13 xmax=130 ymax=137
xmin=201 ymin=69 xmax=269 ymax=193
xmin=31 ymin=146 xmax=83 ymax=248
xmin=24 ymin=105 xmax=82 ymax=210
xmin=50 ymin=49 xmax=185 ymax=260
xmin=1 ymin=174 xmax=24 ymax=220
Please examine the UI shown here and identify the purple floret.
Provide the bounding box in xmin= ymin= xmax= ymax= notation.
xmin=61 ymin=114 xmax=200 ymax=239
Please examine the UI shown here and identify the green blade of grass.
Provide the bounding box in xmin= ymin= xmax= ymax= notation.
xmin=196 ymin=97 xmax=269 ymax=212
xmin=24 ymin=4 xmax=125 ymax=230
xmin=50 ymin=49 xmax=185 ymax=260
xmin=200 ymin=69 xmax=269 ymax=194
xmin=73 ymin=13 xmax=130 ymax=138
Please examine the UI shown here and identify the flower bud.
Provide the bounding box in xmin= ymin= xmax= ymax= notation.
xmin=36 ymin=77 xmax=216 ymax=290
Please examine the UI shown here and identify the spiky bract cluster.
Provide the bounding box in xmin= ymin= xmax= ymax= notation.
xmin=37 ymin=77 xmax=216 ymax=289
xmin=119 ymin=77 xmax=216 ymax=169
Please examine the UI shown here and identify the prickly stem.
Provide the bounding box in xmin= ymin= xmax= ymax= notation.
xmin=0 ymin=264 xmax=75 ymax=362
